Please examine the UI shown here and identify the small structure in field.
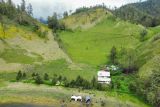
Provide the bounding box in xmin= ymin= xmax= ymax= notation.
xmin=71 ymin=95 xmax=82 ymax=101
xmin=97 ymin=70 xmax=111 ymax=84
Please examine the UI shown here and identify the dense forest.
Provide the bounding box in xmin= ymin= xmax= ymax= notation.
xmin=113 ymin=0 xmax=160 ymax=27
xmin=0 ymin=0 xmax=36 ymax=26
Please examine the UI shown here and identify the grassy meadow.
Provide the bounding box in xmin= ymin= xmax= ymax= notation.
xmin=60 ymin=15 xmax=143 ymax=65
xmin=0 ymin=82 xmax=150 ymax=107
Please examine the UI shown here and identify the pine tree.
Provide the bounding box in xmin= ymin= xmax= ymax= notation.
xmin=16 ymin=70 xmax=22 ymax=81
xmin=22 ymin=72 xmax=26 ymax=78
xmin=44 ymin=73 xmax=49 ymax=80
xmin=21 ymin=0 xmax=26 ymax=11
xmin=63 ymin=11 xmax=68 ymax=18
xmin=109 ymin=46 xmax=117 ymax=64
xmin=27 ymin=3 xmax=33 ymax=16
xmin=35 ymin=74 xmax=43 ymax=84
xmin=91 ymin=76 xmax=97 ymax=88
xmin=52 ymin=78 xmax=57 ymax=85
xmin=7 ymin=0 xmax=12 ymax=6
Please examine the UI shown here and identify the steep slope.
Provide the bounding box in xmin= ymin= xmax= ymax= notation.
xmin=137 ymin=26 xmax=160 ymax=78
xmin=0 ymin=1 xmax=71 ymax=72
xmin=0 ymin=24 xmax=71 ymax=72
xmin=60 ymin=9 xmax=148 ymax=65
xmin=62 ymin=8 xmax=110 ymax=29
xmin=114 ymin=0 xmax=160 ymax=27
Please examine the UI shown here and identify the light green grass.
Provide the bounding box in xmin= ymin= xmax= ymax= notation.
xmin=0 ymin=83 xmax=150 ymax=107
xmin=33 ymin=59 xmax=97 ymax=80
xmin=0 ymin=48 xmax=43 ymax=64
xmin=60 ymin=16 xmax=142 ymax=65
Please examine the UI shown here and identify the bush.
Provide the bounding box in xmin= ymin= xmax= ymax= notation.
xmin=152 ymin=34 xmax=160 ymax=42
xmin=16 ymin=70 xmax=22 ymax=81
xmin=34 ymin=74 xmax=43 ymax=84
xmin=44 ymin=73 xmax=49 ymax=80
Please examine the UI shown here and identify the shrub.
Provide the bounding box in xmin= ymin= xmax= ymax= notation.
xmin=34 ymin=74 xmax=43 ymax=84
xmin=16 ymin=70 xmax=22 ymax=81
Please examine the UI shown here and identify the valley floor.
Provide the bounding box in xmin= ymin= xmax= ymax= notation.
xmin=0 ymin=82 xmax=149 ymax=107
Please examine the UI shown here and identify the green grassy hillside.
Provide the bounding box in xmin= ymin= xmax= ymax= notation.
xmin=0 ymin=3 xmax=159 ymax=107
xmin=137 ymin=26 xmax=160 ymax=79
xmin=62 ymin=8 xmax=110 ymax=29
xmin=60 ymin=14 xmax=144 ymax=65
xmin=0 ymin=20 xmax=71 ymax=72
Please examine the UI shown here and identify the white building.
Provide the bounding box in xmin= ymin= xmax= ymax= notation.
xmin=97 ymin=70 xmax=111 ymax=84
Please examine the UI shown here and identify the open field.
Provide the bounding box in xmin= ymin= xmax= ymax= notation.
xmin=60 ymin=15 xmax=143 ymax=65
xmin=0 ymin=82 xmax=149 ymax=107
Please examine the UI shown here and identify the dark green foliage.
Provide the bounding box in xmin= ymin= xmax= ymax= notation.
xmin=63 ymin=11 xmax=68 ymax=18
xmin=44 ymin=73 xmax=49 ymax=80
xmin=34 ymin=74 xmax=43 ymax=84
xmin=51 ymin=78 xmax=57 ymax=85
xmin=0 ymin=16 xmax=7 ymax=38
xmin=0 ymin=0 xmax=16 ymax=18
xmin=0 ymin=0 xmax=37 ymax=27
xmin=140 ymin=28 xmax=148 ymax=41
xmin=100 ymin=101 xmax=106 ymax=107
xmin=91 ymin=76 xmax=97 ymax=89
xmin=129 ymin=70 xmax=160 ymax=107
xmin=73 ymin=5 xmax=107 ymax=15
xmin=57 ymin=75 xmax=62 ymax=82
xmin=32 ymin=72 xmax=36 ymax=78
xmin=22 ymin=72 xmax=26 ymax=78
xmin=21 ymin=0 xmax=26 ymax=12
xmin=113 ymin=0 xmax=160 ymax=27
xmin=48 ymin=13 xmax=66 ymax=32
xmin=32 ymin=24 xmax=39 ymax=32
xmin=118 ymin=48 xmax=138 ymax=74
xmin=26 ymin=3 xmax=33 ymax=16
xmin=109 ymin=46 xmax=117 ymax=64
xmin=16 ymin=70 xmax=22 ymax=81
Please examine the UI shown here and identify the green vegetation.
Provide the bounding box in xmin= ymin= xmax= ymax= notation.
xmin=114 ymin=0 xmax=160 ymax=27
xmin=31 ymin=59 xmax=96 ymax=81
xmin=0 ymin=83 xmax=149 ymax=107
xmin=0 ymin=48 xmax=43 ymax=64
xmin=0 ymin=0 xmax=160 ymax=107
xmin=58 ymin=6 xmax=160 ymax=107
xmin=59 ymin=15 xmax=142 ymax=65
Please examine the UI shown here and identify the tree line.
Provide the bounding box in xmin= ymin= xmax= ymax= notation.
xmin=108 ymin=46 xmax=137 ymax=74
xmin=108 ymin=45 xmax=160 ymax=107
xmin=0 ymin=0 xmax=34 ymax=25
xmin=113 ymin=0 xmax=160 ymax=27
xmin=16 ymin=71 xmax=110 ymax=91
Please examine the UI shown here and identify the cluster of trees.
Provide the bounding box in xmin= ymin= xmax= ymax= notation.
xmin=73 ymin=4 xmax=107 ymax=15
xmin=108 ymin=46 xmax=160 ymax=106
xmin=16 ymin=72 xmax=108 ymax=91
xmin=47 ymin=12 xmax=65 ymax=32
xmin=0 ymin=0 xmax=35 ymax=26
xmin=129 ymin=69 xmax=160 ymax=107
xmin=113 ymin=0 xmax=160 ymax=27
xmin=108 ymin=46 xmax=137 ymax=74
xmin=16 ymin=70 xmax=26 ymax=81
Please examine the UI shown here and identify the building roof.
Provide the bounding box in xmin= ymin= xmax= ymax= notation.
xmin=97 ymin=70 xmax=110 ymax=76
xmin=98 ymin=77 xmax=111 ymax=82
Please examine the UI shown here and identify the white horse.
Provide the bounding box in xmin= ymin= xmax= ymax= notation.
xmin=71 ymin=96 xmax=82 ymax=101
